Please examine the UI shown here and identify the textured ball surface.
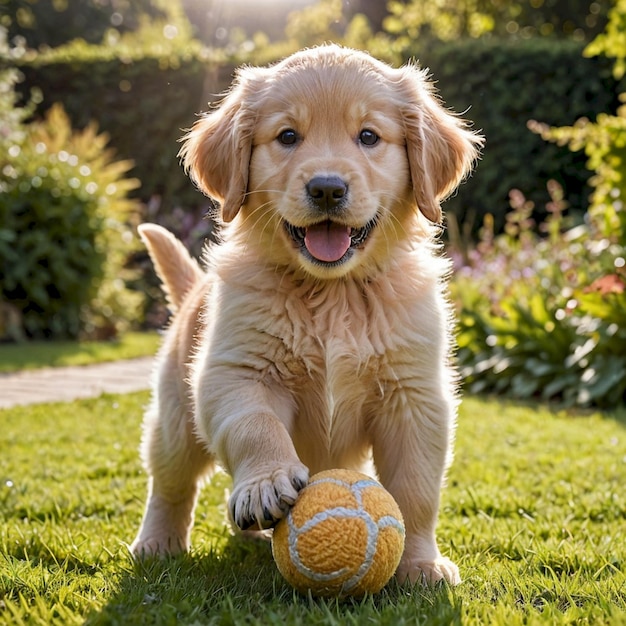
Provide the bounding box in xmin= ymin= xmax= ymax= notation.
xmin=272 ymin=469 xmax=405 ymax=597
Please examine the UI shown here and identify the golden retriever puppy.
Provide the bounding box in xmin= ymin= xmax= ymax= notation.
xmin=131 ymin=44 xmax=482 ymax=586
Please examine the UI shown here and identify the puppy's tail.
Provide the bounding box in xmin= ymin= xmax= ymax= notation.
xmin=138 ymin=223 xmax=203 ymax=312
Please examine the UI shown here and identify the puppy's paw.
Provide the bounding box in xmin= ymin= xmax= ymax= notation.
xmin=396 ymin=554 xmax=461 ymax=586
xmin=230 ymin=462 xmax=309 ymax=530
xmin=130 ymin=532 xmax=187 ymax=558
xmin=130 ymin=493 xmax=195 ymax=558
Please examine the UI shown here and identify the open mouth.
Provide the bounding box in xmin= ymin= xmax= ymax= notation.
xmin=284 ymin=217 xmax=378 ymax=266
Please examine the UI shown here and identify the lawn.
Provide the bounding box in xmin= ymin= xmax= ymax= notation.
xmin=0 ymin=393 xmax=624 ymax=625
xmin=0 ymin=332 xmax=161 ymax=373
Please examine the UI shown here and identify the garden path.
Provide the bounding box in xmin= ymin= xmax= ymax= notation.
xmin=0 ymin=357 xmax=153 ymax=409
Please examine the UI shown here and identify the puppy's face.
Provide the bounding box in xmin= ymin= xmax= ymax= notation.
xmin=181 ymin=46 xmax=482 ymax=279
xmin=247 ymin=63 xmax=414 ymax=279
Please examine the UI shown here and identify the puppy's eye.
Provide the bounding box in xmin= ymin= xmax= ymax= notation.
xmin=277 ymin=129 xmax=299 ymax=146
xmin=359 ymin=129 xmax=380 ymax=146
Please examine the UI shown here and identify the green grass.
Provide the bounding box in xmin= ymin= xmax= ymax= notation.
xmin=0 ymin=332 xmax=161 ymax=373
xmin=0 ymin=394 xmax=624 ymax=624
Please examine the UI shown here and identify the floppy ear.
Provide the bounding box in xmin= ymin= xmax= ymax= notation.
xmin=179 ymin=69 xmax=259 ymax=223
xmin=400 ymin=65 xmax=483 ymax=223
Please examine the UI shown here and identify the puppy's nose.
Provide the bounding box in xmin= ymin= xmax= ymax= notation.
xmin=306 ymin=175 xmax=348 ymax=212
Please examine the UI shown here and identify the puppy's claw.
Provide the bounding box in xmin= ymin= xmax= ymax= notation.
xmin=230 ymin=462 xmax=309 ymax=531
xmin=279 ymin=494 xmax=296 ymax=507
xmin=292 ymin=476 xmax=308 ymax=491
xmin=239 ymin=516 xmax=256 ymax=531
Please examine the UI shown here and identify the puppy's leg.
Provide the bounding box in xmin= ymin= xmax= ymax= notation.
xmin=226 ymin=414 xmax=309 ymax=530
xmin=196 ymin=379 xmax=309 ymax=531
xmin=370 ymin=394 xmax=459 ymax=586
xmin=132 ymin=377 xmax=214 ymax=556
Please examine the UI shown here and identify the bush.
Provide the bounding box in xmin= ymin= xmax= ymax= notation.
xmin=2 ymin=0 xmax=168 ymax=49
xmin=450 ymin=6 xmax=626 ymax=409
xmin=0 ymin=103 xmax=143 ymax=339
xmin=413 ymin=38 xmax=623 ymax=235
xmin=10 ymin=28 xmax=218 ymax=218
xmin=452 ymin=182 xmax=626 ymax=408
xmin=530 ymin=0 xmax=626 ymax=253
xmin=11 ymin=25 xmax=623 ymax=241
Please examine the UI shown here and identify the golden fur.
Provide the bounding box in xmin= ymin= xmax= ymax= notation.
xmin=131 ymin=44 xmax=482 ymax=586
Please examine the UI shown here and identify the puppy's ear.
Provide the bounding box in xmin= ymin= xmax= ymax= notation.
xmin=179 ymin=69 xmax=259 ymax=223
xmin=400 ymin=65 xmax=483 ymax=223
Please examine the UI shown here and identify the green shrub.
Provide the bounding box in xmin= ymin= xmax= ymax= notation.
xmin=0 ymin=31 xmax=29 ymax=155
xmin=11 ymin=29 xmax=216 ymax=217
xmin=530 ymin=0 xmax=626 ymax=252
xmin=9 ymin=20 xmax=623 ymax=243
xmin=2 ymin=0 xmax=169 ymax=49
xmin=451 ymin=9 xmax=626 ymax=408
xmin=414 ymin=38 xmax=623 ymax=234
xmin=0 ymin=104 xmax=143 ymax=339
xmin=452 ymin=183 xmax=626 ymax=408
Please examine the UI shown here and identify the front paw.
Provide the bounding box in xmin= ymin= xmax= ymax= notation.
xmin=230 ymin=462 xmax=309 ymax=530
xmin=396 ymin=554 xmax=461 ymax=586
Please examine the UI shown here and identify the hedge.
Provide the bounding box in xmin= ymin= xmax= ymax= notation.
xmin=10 ymin=37 xmax=624 ymax=236
xmin=12 ymin=41 xmax=221 ymax=218
xmin=415 ymin=37 xmax=623 ymax=232
xmin=0 ymin=103 xmax=143 ymax=340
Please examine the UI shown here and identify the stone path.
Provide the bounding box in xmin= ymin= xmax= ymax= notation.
xmin=0 ymin=357 xmax=154 ymax=409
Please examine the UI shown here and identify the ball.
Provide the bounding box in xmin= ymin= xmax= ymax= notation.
xmin=271 ymin=469 xmax=405 ymax=598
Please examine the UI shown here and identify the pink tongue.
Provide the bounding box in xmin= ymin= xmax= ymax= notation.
xmin=304 ymin=222 xmax=351 ymax=263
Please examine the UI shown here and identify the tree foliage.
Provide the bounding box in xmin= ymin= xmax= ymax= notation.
xmin=585 ymin=0 xmax=626 ymax=78
xmin=454 ymin=0 xmax=626 ymax=407
xmin=0 ymin=0 xmax=169 ymax=49
xmin=385 ymin=0 xmax=610 ymax=43
xmin=532 ymin=0 xmax=626 ymax=247
xmin=0 ymin=28 xmax=29 ymax=156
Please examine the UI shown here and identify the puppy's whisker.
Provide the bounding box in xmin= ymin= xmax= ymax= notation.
xmin=237 ymin=203 xmax=272 ymax=236
xmin=376 ymin=207 xmax=394 ymax=263
xmin=258 ymin=210 xmax=281 ymax=248
xmin=247 ymin=203 xmax=284 ymax=254
xmin=243 ymin=188 xmax=286 ymax=198
xmin=244 ymin=203 xmax=276 ymax=246
xmin=386 ymin=206 xmax=410 ymax=240
xmin=233 ymin=202 xmax=275 ymax=255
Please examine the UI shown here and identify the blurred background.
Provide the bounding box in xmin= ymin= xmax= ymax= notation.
xmin=1 ymin=0 xmax=624 ymax=408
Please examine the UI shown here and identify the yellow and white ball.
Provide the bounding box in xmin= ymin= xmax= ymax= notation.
xmin=272 ymin=469 xmax=405 ymax=597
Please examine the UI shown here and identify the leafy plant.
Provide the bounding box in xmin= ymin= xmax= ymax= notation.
xmin=453 ymin=3 xmax=626 ymax=408
xmin=452 ymin=182 xmax=626 ymax=407
xmin=385 ymin=0 xmax=610 ymax=43
xmin=0 ymin=103 xmax=143 ymax=339
xmin=13 ymin=34 xmax=212 ymax=218
xmin=528 ymin=0 xmax=626 ymax=254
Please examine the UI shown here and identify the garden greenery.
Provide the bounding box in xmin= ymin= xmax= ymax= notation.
xmin=452 ymin=0 xmax=626 ymax=408
xmin=13 ymin=20 xmax=212 ymax=218
xmin=1 ymin=0 xmax=625 ymax=408
xmin=418 ymin=37 xmax=621 ymax=234
xmin=453 ymin=182 xmax=625 ymax=408
xmin=10 ymin=7 xmax=622 ymax=234
xmin=0 ymin=77 xmax=143 ymax=339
